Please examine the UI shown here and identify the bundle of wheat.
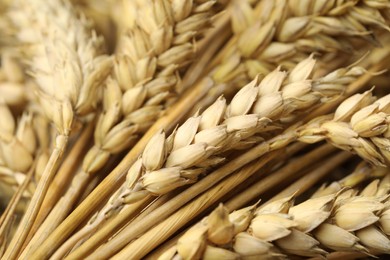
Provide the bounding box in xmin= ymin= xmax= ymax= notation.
xmin=1 ymin=0 xmax=390 ymax=259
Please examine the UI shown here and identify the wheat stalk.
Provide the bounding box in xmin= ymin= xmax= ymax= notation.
xmin=3 ymin=0 xmax=112 ymax=258
xmin=158 ymin=168 xmax=390 ymax=259
xmin=23 ymin=1 xmax=223 ymax=258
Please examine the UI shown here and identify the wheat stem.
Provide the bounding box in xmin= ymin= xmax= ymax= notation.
xmin=0 ymin=158 xmax=36 ymax=241
xmin=22 ymin=121 xmax=94 ymax=250
xmin=263 ymin=152 xmax=352 ymax=206
xmin=3 ymin=135 xmax=68 ymax=260
xmin=224 ymin=143 xmax=336 ymax=211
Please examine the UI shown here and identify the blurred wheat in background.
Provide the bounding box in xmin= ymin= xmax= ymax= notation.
xmin=1 ymin=0 xmax=390 ymax=259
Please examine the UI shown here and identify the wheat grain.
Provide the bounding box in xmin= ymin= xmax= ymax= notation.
xmin=0 ymin=103 xmax=42 ymax=190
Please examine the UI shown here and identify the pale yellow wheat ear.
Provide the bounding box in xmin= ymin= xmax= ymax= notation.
xmin=24 ymin=1 xmax=224 ymax=258
xmin=298 ymin=91 xmax=390 ymax=167
xmin=3 ymin=0 xmax=112 ymax=258
xmin=158 ymin=168 xmax=390 ymax=259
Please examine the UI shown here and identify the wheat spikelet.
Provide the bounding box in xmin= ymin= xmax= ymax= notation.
xmin=54 ymin=56 xmax=365 ymax=257
xmin=3 ymin=0 xmax=112 ymax=258
xmin=0 ymin=102 xmax=52 ymax=194
xmin=158 ymin=167 xmax=390 ymax=259
xmin=298 ymin=90 xmax=390 ymax=166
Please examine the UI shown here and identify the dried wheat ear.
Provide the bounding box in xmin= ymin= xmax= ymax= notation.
xmin=2 ymin=0 xmax=390 ymax=259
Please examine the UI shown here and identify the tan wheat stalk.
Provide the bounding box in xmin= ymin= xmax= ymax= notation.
xmin=23 ymin=1 xmax=222 ymax=258
xmin=3 ymin=0 xmax=112 ymax=258
xmin=58 ymin=56 xmax=365 ymax=258
xmin=158 ymin=169 xmax=390 ymax=259
xmin=0 ymin=102 xmax=52 ymax=250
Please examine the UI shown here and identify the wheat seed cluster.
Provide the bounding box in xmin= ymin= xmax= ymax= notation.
xmin=1 ymin=0 xmax=390 ymax=259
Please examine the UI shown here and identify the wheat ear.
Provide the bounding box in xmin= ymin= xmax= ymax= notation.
xmin=3 ymin=0 xmax=112 ymax=258
xmin=158 ymin=168 xmax=390 ymax=259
